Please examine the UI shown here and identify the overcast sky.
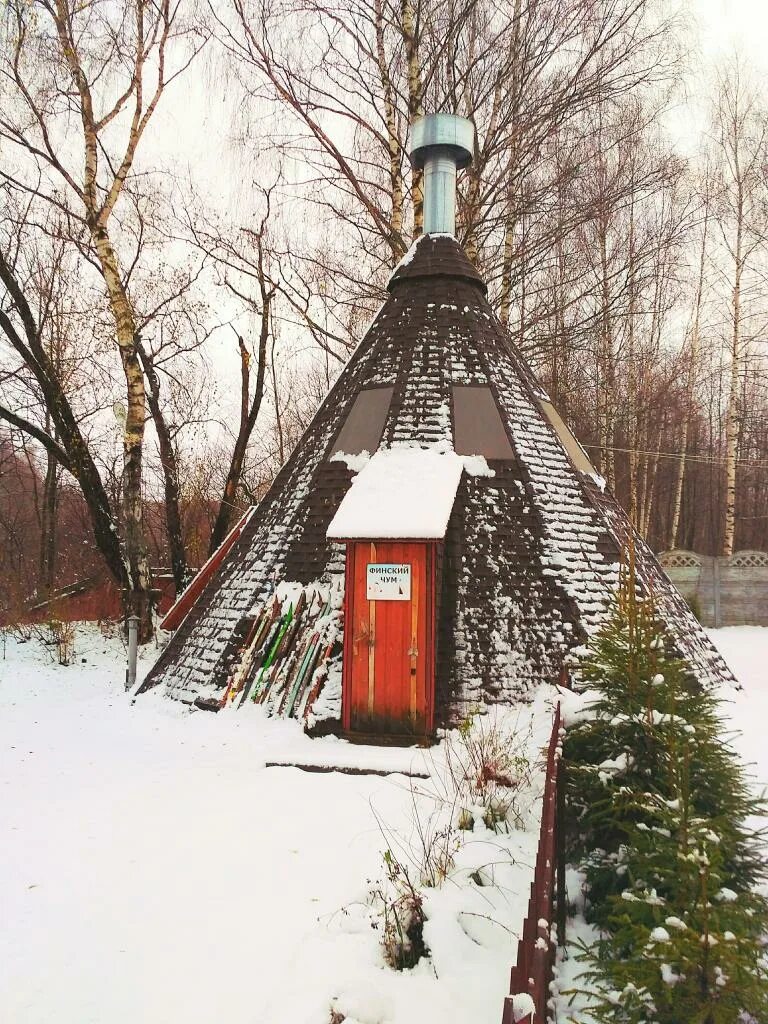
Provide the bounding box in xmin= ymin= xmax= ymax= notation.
xmin=137 ymin=0 xmax=768 ymax=410
xmin=695 ymin=0 xmax=768 ymax=66
xmin=154 ymin=0 xmax=768 ymax=215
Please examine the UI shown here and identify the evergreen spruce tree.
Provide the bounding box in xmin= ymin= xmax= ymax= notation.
xmin=563 ymin=545 xmax=768 ymax=1023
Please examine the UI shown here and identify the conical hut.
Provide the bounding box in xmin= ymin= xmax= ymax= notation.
xmin=139 ymin=114 xmax=732 ymax=737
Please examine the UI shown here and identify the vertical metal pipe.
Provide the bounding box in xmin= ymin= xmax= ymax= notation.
xmin=422 ymin=153 xmax=458 ymax=235
xmin=126 ymin=614 xmax=139 ymax=690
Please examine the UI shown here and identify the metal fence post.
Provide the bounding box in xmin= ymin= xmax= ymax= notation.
xmin=126 ymin=614 xmax=140 ymax=691
xmin=556 ymin=756 xmax=567 ymax=947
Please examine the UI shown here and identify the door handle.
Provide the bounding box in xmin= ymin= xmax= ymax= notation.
xmin=354 ymin=624 xmax=374 ymax=650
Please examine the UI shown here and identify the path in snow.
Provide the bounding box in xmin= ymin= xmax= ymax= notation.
xmin=0 ymin=627 xmax=547 ymax=1024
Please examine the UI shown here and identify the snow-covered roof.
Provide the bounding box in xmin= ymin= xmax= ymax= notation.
xmin=326 ymin=447 xmax=464 ymax=540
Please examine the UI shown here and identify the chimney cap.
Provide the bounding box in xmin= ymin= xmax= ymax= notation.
xmin=410 ymin=113 xmax=474 ymax=170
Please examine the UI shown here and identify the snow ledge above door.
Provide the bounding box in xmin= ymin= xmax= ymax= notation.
xmin=326 ymin=447 xmax=465 ymax=540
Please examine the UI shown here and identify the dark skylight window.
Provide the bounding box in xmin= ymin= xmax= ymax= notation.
xmin=332 ymin=386 xmax=393 ymax=456
xmin=452 ymin=386 xmax=515 ymax=459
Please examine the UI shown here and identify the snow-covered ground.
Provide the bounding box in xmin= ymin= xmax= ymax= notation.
xmin=2 ymin=625 xmax=764 ymax=1024
xmin=705 ymin=627 xmax=768 ymax=803
xmin=0 ymin=625 xmax=555 ymax=1024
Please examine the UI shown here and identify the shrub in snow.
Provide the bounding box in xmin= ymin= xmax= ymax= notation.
xmin=444 ymin=708 xmax=534 ymax=833
xmin=368 ymin=847 xmax=428 ymax=970
xmin=562 ymin=547 xmax=768 ymax=1022
xmin=18 ymin=616 xmax=77 ymax=666
xmin=365 ymin=709 xmax=538 ymax=974
xmin=457 ymin=807 xmax=474 ymax=831
xmin=50 ymin=618 xmax=76 ymax=666
xmin=365 ymin=779 xmax=458 ymax=969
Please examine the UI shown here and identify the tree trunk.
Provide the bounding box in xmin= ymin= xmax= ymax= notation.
xmin=670 ymin=209 xmax=708 ymax=549
xmin=136 ymin=337 xmax=187 ymax=594
xmin=723 ymin=216 xmax=743 ymax=557
xmin=723 ymin=321 xmax=740 ymax=556
xmin=0 ymin=251 xmax=128 ymax=593
xmin=463 ymin=161 xmax=481 ymax=258
xmin=39 ymin=446 xmax=58 ymax=594
xmin=598 ymin=212 xmax=616 ymax=492
xmin=459 ymin=13 xmax=480 ymax=257
xmin=499 ymin=201 xmax=517 ymax=325
xmin=626 ymin=199 xmax=639 ymax=525
xmin=669 ymin=417 xmax=688 ymax=550
xmin=496 ymin=0 xmax=524 ymax=322
xmin=270 ymin=331 xmax=286 ymax=465
xmin=401 ymin=0 xmax=423 ymax=237
xmin=208 ymin=315 xmax=270 ymax=555
xmin=374 ymin=0 xmax=405 ymax=261
xmin=90 ymin=225 xmax=152 ymax=637
xmin=639 ymin=421 xmax=663 ymax=540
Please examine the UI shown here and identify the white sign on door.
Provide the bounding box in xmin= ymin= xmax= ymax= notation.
xmin=366 ymin=563 xmax=411 ymax=601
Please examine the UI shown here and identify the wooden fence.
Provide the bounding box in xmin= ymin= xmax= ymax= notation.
xmin=4 ymin=570 xmax=178 ymax=627
xmin=501 ymin=702 xmax=563 ymax=1024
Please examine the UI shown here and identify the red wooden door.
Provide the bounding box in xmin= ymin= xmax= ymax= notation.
xmin=343 ymin=541 xmax=434 ymax=737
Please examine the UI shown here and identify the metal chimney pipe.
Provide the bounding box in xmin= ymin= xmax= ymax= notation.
xmin=410 ymin=113 xmax=474 ymax=236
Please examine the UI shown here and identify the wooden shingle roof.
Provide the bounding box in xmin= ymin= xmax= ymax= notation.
xmin=388 ymin=235 xmax=486 ymax=293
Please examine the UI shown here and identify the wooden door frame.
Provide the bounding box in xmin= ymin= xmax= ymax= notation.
xmin=341 ymin=539 xmax=437 ymax=737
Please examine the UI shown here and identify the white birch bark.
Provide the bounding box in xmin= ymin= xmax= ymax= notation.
xmin=670 ymin=203 xmax=709 ymax=549
xmin=50 ymin=0 xmax=184 ymax=633
xmin=374 ymin=0 xmax=405 ymax=259
xmin=400 ymin=0 xmax=423 ymax=237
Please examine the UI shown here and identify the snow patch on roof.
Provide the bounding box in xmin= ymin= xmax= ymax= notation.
xmin=461 ymin=454 xmax=495 ymax=477
xmin=329 ymin=450 xmax=371 ymax=472
xmin=388 ymin=236 xmax=422 ymax=278
xmin=327 ymin=447 xmax=464 ymax=540
xmin=386 ymin=232 xmax=460 ymax=286
xmin=394 ymin=436 xmax=495 ymax=479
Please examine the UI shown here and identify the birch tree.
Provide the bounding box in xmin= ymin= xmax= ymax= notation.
xmin=711 ymin=62 xmax=768 ymax=556
xmin=0 ymin=0 xmax=205 ymax=634
xmin=670 ymin=182 xmax=711 ymax=550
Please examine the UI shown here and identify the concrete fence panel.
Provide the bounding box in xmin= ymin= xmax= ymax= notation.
xmin=658 ymin=549 xmax=768 ymax=628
